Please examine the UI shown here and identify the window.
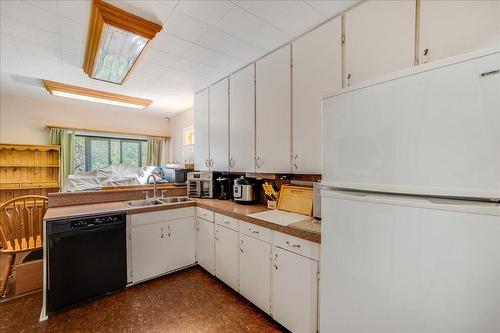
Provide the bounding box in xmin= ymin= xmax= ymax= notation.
xmin=73 ymin=135 xmax=147 ymax=173
xmin=183 ymin=126 xmax=194 ymax=146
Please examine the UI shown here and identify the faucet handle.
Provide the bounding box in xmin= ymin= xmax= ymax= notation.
xmin=142 ymin=191 xmax=150 ymax=199
xmin=161 ymin=190 xmax=169 ymax=198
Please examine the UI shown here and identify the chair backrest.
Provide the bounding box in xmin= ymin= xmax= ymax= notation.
xmin=0 ymin=195 xmax=48 ymax=252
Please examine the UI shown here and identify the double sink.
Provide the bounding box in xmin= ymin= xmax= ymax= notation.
xmin=125 ymin=196 xmax=193 ymax=208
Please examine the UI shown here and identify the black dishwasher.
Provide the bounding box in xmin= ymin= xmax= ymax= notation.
xmin=47 ymin=213 xmax=127 ymax=313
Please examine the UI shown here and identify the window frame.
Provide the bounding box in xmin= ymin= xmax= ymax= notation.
xmin=75 ymin=134 xmax=147 ymax=172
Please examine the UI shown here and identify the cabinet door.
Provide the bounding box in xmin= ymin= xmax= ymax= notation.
xmin=344 ymin=0 xmax=416 ymax=86
xmin=194 ymin=89 xmax=210 ymax=171
xmin=165 ymin=217 xmax=196 ymax=272
xmin=209 ymin=78 xmax=229 ymax=171
xmin=256 ymin=45 xmax=292 ymax=173
xmin=272 ymin=246 xmax=318 ymax=333
xmin=420 ymin=0 xmax=500 ymax=63
xmin=215 ymin=224 xmax=239 ymax=291
xmin=292 ymin=17 xmax=342 ymax=174
xmin=239 ymin=234 xmax=271 ymax=313
xmin=131 ymin=221 xmax=166 ymax=283
xmin=229 ymin=64 xmax=255 ymax=172
xmin=196 ymin=217 xmax=215 ymax=275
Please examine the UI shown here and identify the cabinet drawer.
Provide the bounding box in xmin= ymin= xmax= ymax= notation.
xmin=239 ymin=220 xmax=272 ymax=244
xmin=273 ymin=231 xmax=319 ymax=261
xmin=131 ymin=207 xmax=194 ymax=226
xmin=215 ymin=213 xmax=238 ymax=231
xmin=196 ymin=207 xmax=214 ymax=222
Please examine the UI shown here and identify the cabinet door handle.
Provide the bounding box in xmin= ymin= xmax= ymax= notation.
xmin=160 ymin=227 xmax=164 ymax=239
xmin=229 ymin=157 xmax=234 ymax=168
xmin=248 ymin=228 xmax=259 ymax=234
xmin=286 ymin=241 xmax=301 ymax=248
xmin=240 ymin=248 xmax=243 ymax=254
xmin=274 ymin=253 xmax=278 ymax=270
xmin=255 ymin=156 xmax=261 ymax=169
xmin=346 ymin=73 xmax=352 ymax=87
xmin=167 ymin=225 xmax=171 ymax=237
xmin=223 ymin=220 xmax=230 ymax=224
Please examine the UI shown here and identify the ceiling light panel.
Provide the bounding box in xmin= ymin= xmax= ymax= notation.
xmin=83 ymin=0 xmax=162 ymax=85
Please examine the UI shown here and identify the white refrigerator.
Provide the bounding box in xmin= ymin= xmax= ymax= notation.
xmin=320 ymin=48 xmax=500 ymax=333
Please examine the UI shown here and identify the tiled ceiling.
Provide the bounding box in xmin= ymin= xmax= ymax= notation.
xmin=0 ymin=0 xmax=359 ymax=117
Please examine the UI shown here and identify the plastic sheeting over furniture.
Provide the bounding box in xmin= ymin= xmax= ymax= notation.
xmin=66 ymin=164 xmax=158 ymax=192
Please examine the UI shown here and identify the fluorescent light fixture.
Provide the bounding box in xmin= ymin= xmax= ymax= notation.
xmin=83 ymin=0 xmax=162 ymax=85
xmin=43 ymin=80 xmax=152 ymax=109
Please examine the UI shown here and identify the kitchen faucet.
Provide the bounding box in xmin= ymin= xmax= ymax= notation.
xmin=146 ymin=174 xmax=158 ymax=198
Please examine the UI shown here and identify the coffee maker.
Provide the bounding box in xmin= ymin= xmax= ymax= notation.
xmin=216 ymin=177 xmax=231 ymax=200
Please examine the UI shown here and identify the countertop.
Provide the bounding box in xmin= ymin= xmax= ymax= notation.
xmin=44 ymin=199 xmax=321 ymax=243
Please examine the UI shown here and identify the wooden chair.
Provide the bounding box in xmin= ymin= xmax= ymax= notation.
xmin=0 ymin=195 xmax=48 ymax=296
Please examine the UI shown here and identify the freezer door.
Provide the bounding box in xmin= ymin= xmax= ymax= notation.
xmin=320 ymin=190 xmax=500 ymax=333
xmin=322 ymin=49 xmax=500 ymax=199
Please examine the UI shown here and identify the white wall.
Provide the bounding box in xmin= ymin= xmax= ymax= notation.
xmin=168 ymin=108 xmax=194 ymax=164
xmin=0 ymin=93 xmax=170 ymax=145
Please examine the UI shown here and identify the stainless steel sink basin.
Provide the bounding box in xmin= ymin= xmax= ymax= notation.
xmin=125 ymin=197 xmax=193 ymax=208
xmin=124 ymin=199 xmax=165 ymax=207
xmin=159 ymin=197 xmax=193 ymax=203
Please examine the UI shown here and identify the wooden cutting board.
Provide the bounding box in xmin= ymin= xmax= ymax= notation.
xmin=277 ymin=185 xmax=313 ymax=216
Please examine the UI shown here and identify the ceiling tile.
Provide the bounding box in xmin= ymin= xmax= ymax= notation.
xmin=149 ymin=33 xmax=194 ymax=57
xmin=140 ymin=48 xmax=179 ymax=68
xmin=215 ymin=6 xmax=265 ymax=43
xmin=235 ymin=0 xmax=324 ymax=36
xmin=159 ymin=68 xmax=211 ymax=92
xmin=224 ymin=41 xmax=266 ymax=63
xmin=59 ymin=17 xmax=86 ymax=41
xmin=0 ymin=46 xmax=25 ymax=75
xmin=176 ymin=0 xmax=234 ymax=26
xmin=183 ymin=45 xmax=245 ymax=71
xmin=57 ymin=0 xmax=91 ymax=25
xmin=163 ymin=11 xmax=211 ymax=42
xmin=171 ymin=58 xmax=225 ymax=79
xmin=13 ymin=38 xmax=61 ymax=61
xmin=305 ymin=0 xmax=360 ymax=19
xmin=2 ymin=17 xmax=60 ymax=49
xmin=60 ymin=36 xmax=84 ymax=56
xmin=245 ymin=22 xmax=291 ymax=51
xmin=106 ymin=0 xmax=177 ymax=26
xmin=197 ymin=28 xmax=242 ymax=56
xmin=26 ymin=1 xmax=58 ymax=13
xmin=0 ymin=1 xmax=60 ymax=34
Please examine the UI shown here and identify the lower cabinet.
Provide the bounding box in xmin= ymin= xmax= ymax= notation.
xmin=165 ymin=217 xmax=196 ymax=272
xmin=239 ymin=233 xmax=271 ymax=314
xmin=131 ymin=219 xmax=168 ymax=283
xmin=215 ymin=224 xmax=239 ymax=291
xmin=272 ymin=246 xmax=319 ymax=333
xmin=196 ymin=217 xmax=215 ymax=275
xmin=131 ymin=216 xmax=196 ymax=283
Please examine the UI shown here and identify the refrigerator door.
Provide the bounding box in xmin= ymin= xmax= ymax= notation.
xmin=322 ymin=49 xmax=500 ymax=199
xmin=320 ymin=189 xmax=500 ymax=333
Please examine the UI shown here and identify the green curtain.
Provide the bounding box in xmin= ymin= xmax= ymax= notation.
xmin=49 ymin=128 xmax=74 ymax=190
xmin=146 ymin=136 xmax=164 ymax=166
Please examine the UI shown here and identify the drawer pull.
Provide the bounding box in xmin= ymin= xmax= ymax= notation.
xmin=223 ymin=220 xmax=230 ymax=224
xmin=249 ymin=228 xmax=259 ymax=234
xmin=286 ymin=241 xmax=301 ymax=248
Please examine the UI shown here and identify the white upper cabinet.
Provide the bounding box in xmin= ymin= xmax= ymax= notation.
xmin=229 ymin=65 xmax=256 ymax=173
xmin=344 ymin=0 xmax=416 ymax=86
xmin=209 ymin=78 xmax=229 ymax=171
xmin=420 ymin=0 xmax=500 ymax=63
xmin=194 ymin=89 xmax=210 ymax=171
xmin=256 ymin=45 xmax=292 ymax=173
xmin=292 ymin=17 xmax=342 ymax=174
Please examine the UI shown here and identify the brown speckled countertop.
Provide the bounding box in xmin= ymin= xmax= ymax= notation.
xmin=44 ymin=199 xmax=320 ymax=243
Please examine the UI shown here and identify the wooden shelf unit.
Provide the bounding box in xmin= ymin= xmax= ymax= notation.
xmin=0 ymin=143 xmax=61 ymax=204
